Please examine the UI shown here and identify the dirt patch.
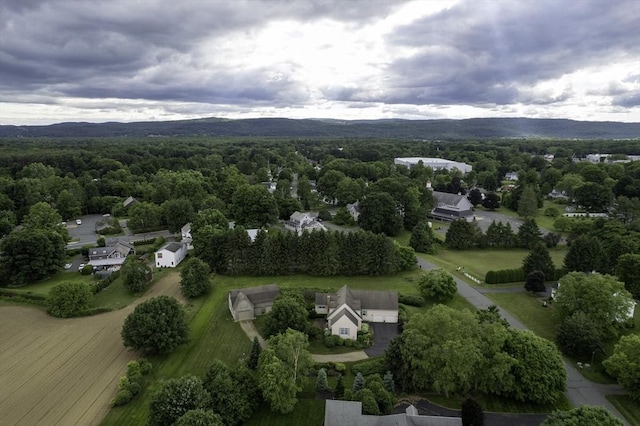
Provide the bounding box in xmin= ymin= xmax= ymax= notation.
xmin=0 ymin=271 xmax=184 ymax=426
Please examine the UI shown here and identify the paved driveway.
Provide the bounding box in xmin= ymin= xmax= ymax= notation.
xmin=365 ymin=323 xmax=399 ymax=357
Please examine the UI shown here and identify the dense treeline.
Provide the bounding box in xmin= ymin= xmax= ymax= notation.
xmin=193 ymin=227 xmax=415 ymax=276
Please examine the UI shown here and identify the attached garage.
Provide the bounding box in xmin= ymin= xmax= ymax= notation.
xmin=372 ymin=315 xmax=384 ymax=322
xmin=384 ymin=315 xmax=398 ymax=323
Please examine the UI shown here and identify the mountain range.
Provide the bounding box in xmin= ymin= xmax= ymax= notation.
xmin=0 ymin=117 xmax=638 ymax=139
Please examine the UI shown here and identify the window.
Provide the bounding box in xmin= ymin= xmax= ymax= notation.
xmin=339 ymin=328 xmax=350 ymax=336
xmin=362 ymin=310 xmax=367 ymax=316
xmin=157 ymin=253 xmax=163 ymax=258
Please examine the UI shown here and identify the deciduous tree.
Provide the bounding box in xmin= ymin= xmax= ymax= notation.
xmin=47 ymin=281 xmax=92 ymax=318
xmin=616 ymin=253 xmax=640 ymax=298
xmin=180 ymin=257 xmax=211 ymax=298
xmin=409 ymin=221 xmax=437 ymax=254
xmin=542 ymin=406 xmax=623 ymax=426
xmin=358 ymin=192 xmax=404 ymax=236
xmin=148 ymin=375 xmax=210 ymax=426
xmin=418 ymin=268 xmax=457 ymax=302
xmin=175 ymin=409 xmax=222 ymax=426
xmin=524 ymin=271 xmax=546 ymax=293
xmin=603 ymin=335 xmax=640 ymax=401
xmin=482 ymin=192 xmax=500 ymax=210
xmin=555 ymin=312 xmax=604 ymax=359
xmin=264 ymin=293 xmax=309 ymax=337
xmin=121 ymin=257 xmax=148 ymax=292
xmin=121 ymin=296 xmax=189 ymax=355
xmin=564 ymin=235 xmax=607 ymax=273
xmin=461 ymin=398 xmax=485 ymax=426
xmin=445 ymin=219 xmax=481 ymax=249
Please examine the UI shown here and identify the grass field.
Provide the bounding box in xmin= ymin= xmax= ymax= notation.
xmin=484 ymin=292 xmax=557 ymax=340
xmin=423 ymin=246 xmax=567 ymax=282
xmin=606 ymin=395 xmax=640 ymax=426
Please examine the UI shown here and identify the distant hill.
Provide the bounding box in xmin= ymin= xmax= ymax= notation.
xmin=0 ymin=117 xmax=638 ymax=139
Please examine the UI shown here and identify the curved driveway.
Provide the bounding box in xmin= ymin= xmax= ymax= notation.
xmin=417 ymin=257 xmax=629 ymax=425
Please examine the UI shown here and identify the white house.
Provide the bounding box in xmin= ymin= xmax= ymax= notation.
xmin=315 ymin=286 xmax=398 ymax=340
xmin=284 ymin=211 xmax=327 ymax=235
xmin=155 ymin=242 xmax=188 ymax=268
xmin=505 ymin=172 xmax=519 ymax=181
xmin=429 ymin=191 xmax=474 ymax=222
xmin=88 ymin=241 xmax=135 ymax=269
xmin=394 ymin=157 xmax=472 ymax=174
xmin=346 ymin=201 xmax=361 ymax=221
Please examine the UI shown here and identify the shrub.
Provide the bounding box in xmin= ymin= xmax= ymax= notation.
xmin=398 ymin=293 xmax=426 ymax=307
xmin=334 ymin=363 xmax=346 ymax=373
xmin=47 ymin=281 xmax=92 ymax=318
xmin=352 ymin=358 xmax=386 ymax=377
xmin=112 ymin=389 xmax=133 ymax=407
xmin=80 ymin=264 xmax=93 ymax=275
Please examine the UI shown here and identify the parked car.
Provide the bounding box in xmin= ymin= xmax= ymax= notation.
xmin=64 ymin=263 xmax=72 ymax=270
xmin=76 ymin=219 xmax=82 ymax=225
xmin=78 ymin=263 xmax=85 ymax=271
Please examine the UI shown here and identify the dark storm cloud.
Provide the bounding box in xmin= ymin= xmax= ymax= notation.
xmin=375 ymin=0 xmax=640 ymax=106
xmin=0 ymin=0 xmax=407 ymax=104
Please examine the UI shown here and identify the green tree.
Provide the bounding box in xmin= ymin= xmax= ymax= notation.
xmin=248 ymin=336 xmax=262 ymax=370
xmin=445 ymin=219 xmax=481 ymax=249
xmin=269 ymin=329 xmax=313 ymax=390
xmin=575 ymin=182 xmax=614 ymax=212
xmin=555 ymin=312 xmax=604 ymax=359
xmin=191 ymin=209 xmax=228 ymax=234
xmin=56 ymin=189 xmax=81 ymax=220
xmin=409 ymin=221 xmax=437 ymax=254
xmin=316 ymin=368 xmax=329 ymax=392
xmin=257 ymin=349 xmax=298 ymax=413
xmin=482 ymin=192 xmax=500 ymax=210
xmin=564 ymin=235 xmax=607 ymax=273
xmin=0 ymin=209 xmax=16 ymax=238
xmin=467 ymin=189 xmax=483 ymax=206
xmin=360 ymin=389 xmax=380 ymax=415
xmin=121 ymin=296 xmax=189 ymax=355
xmin=334 ymin=374 xmax=345 ymax=399
xmin=603 ymin=335 xmax=640 ymax=401
xmin=175 ymin=409 xmax=223 ymax=426
xmin=47 ymin=282 xmax=92 ymax=318
xmin=358 ymin=192 xmax=404 ymax=236
xmin=522 ymin=242 xmax=555 ymax=280
xmin=121 ymin=257 xmax=148 ymax=292
xmin=554 ymin=272 xmax=634 ymax=336
xmin=616 ymin=253 xmax=640 ymax=298
xmin=230 ymin=184 xmax=279 ymax=227
xmin=524 ymin=271 xmax=546 ymax=293
xmin=503 ymin=329 xmax=566 ymax=404
xmin=202 ymin=361 xmax=255 ymax=425
xmin=517 ymin=185 xmax=539 ymax=218
xmin=148 ymin=375 xmax=210 ymax=426
xmin=264 ymin=293 xmax=309 ymax=336
xmin=517 ymin=218 xmax=542 ymax=249
xmin=353 ymin=372 xmax=366 ymax=392
xmin=180 ymin=257 xmax=211 ymax=298
xmin=541 ymin=405 xmax=624 ymax=426
xmin=162 ymin=198 xmax=195 ymax=233
xmin=0 ymin=227 xmax=66 ymax=285
xmin=418 ymin=268 xmax=457 ymax=302
xmin=383 ymin=371 xmax=395 ymax=395
xmin=461 ymin=397 xmax=485 ymax=426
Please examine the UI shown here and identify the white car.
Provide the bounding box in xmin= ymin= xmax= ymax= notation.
xmin=76 ymin=219 xmax=82 ymax=225
xmin=64 ymin=263 xmax=72 ymax=270
xmin=78 ymin=263 xmax=86 ymax=271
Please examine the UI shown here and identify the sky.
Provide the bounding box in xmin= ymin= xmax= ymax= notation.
xmin=0 ymin=0 xmax=639 ymax=125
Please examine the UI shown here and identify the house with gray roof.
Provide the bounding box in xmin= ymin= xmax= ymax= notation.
xmin=155 ymin=241 xmax=187 ymax=268
xmin=284 ymin=211 xmax=327 ymax=235
xmin=315 ymin=285 xmax=398 ymax=340
xmin=88 ymin=240 xmax=135 ymax=269
xmin=324 ymin=400 xmax=462 ymax=426
xmin=228 ymin=284 xmax=280 ymax=321
xmin=429 ymin=191 xmax=474 ymax=222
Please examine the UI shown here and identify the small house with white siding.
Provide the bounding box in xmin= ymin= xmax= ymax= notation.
xmin=315 ymin=285 xmax=398 ymax=340
xmin=155 ymin=242 xmax=187 ymax=268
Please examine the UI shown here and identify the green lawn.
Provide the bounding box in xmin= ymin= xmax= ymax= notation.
xmin=606 ymin=395 xmax=640 ymax=426
xmin=5 ymin=271 xmax=95 ymax=298
xmin=484 ymin=291 xmax=557 ymax=341
xmin=423 ymin=247 xmax=567 ymax=283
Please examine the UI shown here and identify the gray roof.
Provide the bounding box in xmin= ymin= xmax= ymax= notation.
xmin=320 ymin=286 xmax=397 ymax=311
xmin=324 ymin=400 xmax=462 ymax=426
xmin=329 ymin=307 xmax=360 ymax=327
xmin=162 ymin=242 xmax=185 ymax=253
xmin=432 ymin=191 xmax=468 ymax=208
xmin=229 ymin=284 xmax=280 ymax=307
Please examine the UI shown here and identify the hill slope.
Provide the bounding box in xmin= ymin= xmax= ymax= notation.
xmin=0 ymin=117 xmax=638 ymax=139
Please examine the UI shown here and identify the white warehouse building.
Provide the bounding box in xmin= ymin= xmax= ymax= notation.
xmin=394 ymin=157 xmax=472 ymax=174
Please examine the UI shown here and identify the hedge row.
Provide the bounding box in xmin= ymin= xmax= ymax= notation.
xmin=485 ymin=268 xmax=569 ymax=284
xmin=92 ymin=271 xmax=121 ymax=294
xmin=398 ymin=293 xmax=426 ymax=307
xmin=351 ymin=358 xmax=386 ymax=377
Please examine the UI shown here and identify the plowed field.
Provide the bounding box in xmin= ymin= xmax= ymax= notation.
xmin=0 ymin=272 xmax=184 ymax=426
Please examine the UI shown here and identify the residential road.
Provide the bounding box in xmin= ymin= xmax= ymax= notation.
xmin=417 ymin=257 xmax=629 ymax=425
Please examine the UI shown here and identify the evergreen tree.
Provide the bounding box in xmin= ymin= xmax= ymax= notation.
xmin=564 ymin=235 xmax=607 ymax=273
xmin=445 ymin=219 xmax=481 ymax=249
xmin=409 ymin=221 xmax=436 ymax=254
xmin=316 ymin=368 xmax=329 ymax=392
xmin=334 ymin=374 xmax=345 ymax=399
xmin=524 ymin=271 xmax=546 ymax=293
xmin=522 ymin=242 xmax=555 ymax=279
xmin=517 ymin=185 xmax=539 ymax=218
xmin=517 ymin=218 xmax=542 ymax=249
xmin=461 ymin=397 xmax=485 ymax=426
xmin=353 ymin=372 xmax=365 ymax=392
xmin=383 ymin=371 xmax=395 ymax=395
xmin=248 ymin=337 xmax=262 ymax=370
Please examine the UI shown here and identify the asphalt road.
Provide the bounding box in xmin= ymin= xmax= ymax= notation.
xmin=417 ymin=257 xmax=629 ymax=425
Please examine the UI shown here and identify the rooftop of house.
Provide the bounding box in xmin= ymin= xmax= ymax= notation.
xmin=229 ymin=284 xmax=280 ymax=307
xmin=161 ymin=242 xmax=185 ymax=253
xmin=317 ymin=286 xmax=398 ymax=312
xmin=324 ymin=400 xmax=462 ymax=426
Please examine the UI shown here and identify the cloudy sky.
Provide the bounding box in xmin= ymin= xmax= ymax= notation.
xmin=1 ymin=0 xmax=638 ymax=125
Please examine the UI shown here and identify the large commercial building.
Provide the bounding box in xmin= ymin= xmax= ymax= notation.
xmin=394 ymin=157 xmax=472 ymax=174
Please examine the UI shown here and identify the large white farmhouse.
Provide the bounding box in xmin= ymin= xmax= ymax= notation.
xmin=155 ymin=242 xmax=187 ymax=268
